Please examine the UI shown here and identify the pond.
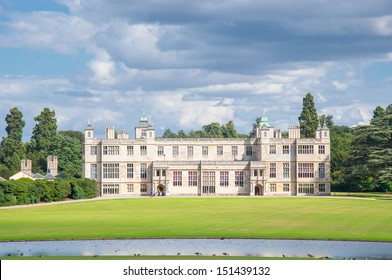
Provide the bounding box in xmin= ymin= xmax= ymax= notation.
xmin=1 ymin=239 xmax=391 ymax=259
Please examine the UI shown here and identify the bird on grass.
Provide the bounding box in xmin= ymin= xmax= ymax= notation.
xmin=307 ymin=254 xmax=314 ymax=258
xmin=195 ymin=252 xmax=202 ymax=256
xmin=223 ymin=253 xmax=229 ymax=256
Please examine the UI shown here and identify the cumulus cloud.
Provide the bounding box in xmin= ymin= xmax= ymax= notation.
xmin=0 ymin=11 xmax=95 ymax=54
xmin=0 ymin=0 xmax=391 ymax=138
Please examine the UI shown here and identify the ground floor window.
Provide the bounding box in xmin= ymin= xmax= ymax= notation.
xmin=298 ymin=183 xmax=314 ymax=194
xmin=283 ymin=184 xmax=290 ymax=192
xmin=220 ymin=171 xmax=229 ymax=186
xmin=188 ymin=171 xmax=198 ymax=186
xmin=103 ymin=184 xmax=119 ymax=194
xmin=202 ymin=171 xmax=215 ymax=193
xmin=319 ymin=184 xmax=326 ymax=192
xmin=235 ymin=171 xmax=244 ymax=187
xmin=173 ymin=171 xmax=182 ymax=186
xmin=140 ymin=184 xmax=148 ymax=193
xmin=270 ymin=184 xmax=277 ymax=192
xmin=127 ymin=184 xmax=134 ymax=192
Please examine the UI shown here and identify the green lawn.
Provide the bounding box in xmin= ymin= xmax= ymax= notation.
xmin=0 ymin=197 xmax=391 ymax=241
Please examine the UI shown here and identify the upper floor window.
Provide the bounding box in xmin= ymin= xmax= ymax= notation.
xmin=141 ymin=129 xmax=146 ymax=138
xmin=232 ymin=146 xmax=238 ymax=156
xmin=103 ymin=163 xmax=119 ymax=178
xmin=318 ymin=145 xmax=325 ymax=154
xmin=172 ymin=146 xmax=179 ymax=156
xmin=187 ymin=146 xmax=193 ymax=156
xmin=158 ymin=146 xmax=164 ymax=156
xmin=298 ymin=145 xmax=314 ymax=154
xmin=319 ymin=163 xmax=326 ymax=178
xmin=127 ymin=163 xmax=134 ymax=179
xmin=270 ymin=145 xmax=276 ymax=154
xmin=298 ymin=163 xmax=314 ymax=178
xmin=127 ymin=146 xmax=134 ymax=156
xmin=283 ymin=145 xmax=289 ymax=154
xmin=246 ymin=146 xmax=252 ymax=156
xmin=140 ymin=146 xmax=147 ymax=155
xmin=202 ymin=146 xmax=208 ymax=156
xmin=283 ymin=163 xmax=290 ymax=178
xmin=90 ymin=163 xmax=97 ymax=179
xmin=270 ymin=163 xmax=276 ymax=178
xmin=140 ymin=163 xmax=147 ymax=179
xmin=90 ymin=146 xmax=97 ymax=155
xmin=217 ymin=146 xmax=223 ymax=156
xmin=103 ymin=146 xmax=119 ymax=155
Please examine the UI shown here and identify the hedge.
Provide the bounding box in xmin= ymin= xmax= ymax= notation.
xmin=0 ymin=178 xmax=98 ymax=206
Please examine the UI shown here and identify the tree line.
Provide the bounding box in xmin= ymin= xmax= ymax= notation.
xmin=0 ymin=108 xmax=83 ymax=179
xmin=0 ymin=93 xmax=391 ymax=193
xmin=161 ymin=120 xmax=249 ymax=139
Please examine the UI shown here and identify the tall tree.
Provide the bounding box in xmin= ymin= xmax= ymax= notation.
xmin=28 ymin=108 xmax=57 ymax=173
xmin=0 ymin=107 xmax=26 ymax=172
xmin=349 ymin=104 xmax=392 ymax=191
xmin=202 ymin=122 xmax=223 ymax=138
xmin=222 ymin=120 xmax=238 ymax=138
xmin=30 ymin=108 xmax=57 ymax=152
xmin=49 ymin=134 xmax=82 ymax=178
xmin=298 ymin=92 xmax=319 ymax=138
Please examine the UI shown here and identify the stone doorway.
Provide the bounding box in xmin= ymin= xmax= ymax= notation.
xmin=255 ymin=184 xmax=263 ymax=196
xmin=157 ymin=184 xmax=165 ymax=196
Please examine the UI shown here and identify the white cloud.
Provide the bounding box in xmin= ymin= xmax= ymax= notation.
xmin=332 ymin=80 xmax=349 ymax=91
xmin=0 ymin=12 xmax=95 ymax=54
xmin=372 ymin=15 xmax=392 ymax=36
xmin=320 ymin=103 xmax=373 ymax=126
xmin=88 ymin=51 xmax=117 ymax=85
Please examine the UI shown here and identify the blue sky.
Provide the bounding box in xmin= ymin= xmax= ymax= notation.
xmin=0 ymin=0 xmax=391 ymax=139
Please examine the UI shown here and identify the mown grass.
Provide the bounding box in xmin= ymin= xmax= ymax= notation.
xmin=0 ymin=197 xmax=391 ymax=241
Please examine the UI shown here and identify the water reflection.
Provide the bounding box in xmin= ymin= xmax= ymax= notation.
xmin=1 ymin=239 xmax=391 ymax=259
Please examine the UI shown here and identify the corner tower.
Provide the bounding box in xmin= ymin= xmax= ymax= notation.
xmin=135 ymin=113 xmax=155 ymax=139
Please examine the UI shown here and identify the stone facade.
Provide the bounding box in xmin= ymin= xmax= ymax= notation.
xmin=83 ymin=115 xmax=331 ymax=197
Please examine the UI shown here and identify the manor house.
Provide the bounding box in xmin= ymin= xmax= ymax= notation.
xmin=83 ymin=115 xmax=330 ymax=196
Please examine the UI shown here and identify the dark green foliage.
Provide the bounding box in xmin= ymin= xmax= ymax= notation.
xmin=58 ymin=130 xmax=84 ymax=144
xmin=298 ymin=92 xmax=319 ymax=138
xmin=161 ymin=120 xmax=241 ymax=138
xmin=162 ymin=129 xmax=178 ymax=138
xmin=319 ymin=114 xmax=334 ymax=127
xmin=0 ymin=178 xmax=97 ymax=206
xmin=49 ymin=134 xmax=82 ymax=178
xmin=347 ymin=104 xmax=392 ymax=191
xmin=0 ymin=107 xmax=26 ymax=171
xmin=0 ymin=164 xmax=13 ymax=180
xmin=30 ymin=108 xmax=57 ymax=153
